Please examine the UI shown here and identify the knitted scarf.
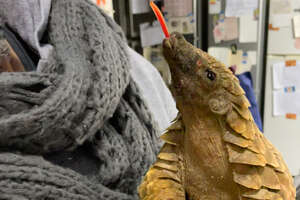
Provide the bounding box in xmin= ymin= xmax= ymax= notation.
xmin=0 ymin=0 xmax=160 ymax=199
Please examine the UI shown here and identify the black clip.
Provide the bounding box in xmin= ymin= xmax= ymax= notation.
xmin=231 ymin=44 xmax=237 ymax=55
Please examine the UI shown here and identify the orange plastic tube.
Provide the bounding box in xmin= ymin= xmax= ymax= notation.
xmin=150 ymin=1 xmax=170 ymax=38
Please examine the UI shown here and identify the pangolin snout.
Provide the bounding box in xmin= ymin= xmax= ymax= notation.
xmin=163 ymin=35 xmax=176 ymax=50
xmin=162 ymin=32 xmax=184 ymax=50
xmin=163 ymin=32 xmax=196 ymax=73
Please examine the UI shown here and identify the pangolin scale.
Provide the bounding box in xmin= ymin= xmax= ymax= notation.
xmin=138 ymin=32 xmax=295 ymax=200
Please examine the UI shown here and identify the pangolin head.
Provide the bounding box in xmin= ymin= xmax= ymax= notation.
xmin=163 ymin=32 xmax=247 ymax=114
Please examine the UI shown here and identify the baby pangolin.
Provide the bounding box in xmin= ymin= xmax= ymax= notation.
xmin=138 ymin=32 xmax=296 ymax=200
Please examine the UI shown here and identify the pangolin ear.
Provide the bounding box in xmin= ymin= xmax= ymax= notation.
xmin=209 ymin=96 xmax=231 ymax=115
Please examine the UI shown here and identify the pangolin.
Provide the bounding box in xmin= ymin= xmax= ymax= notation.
xmin=138 ymin=32 xmax=296 ymax=200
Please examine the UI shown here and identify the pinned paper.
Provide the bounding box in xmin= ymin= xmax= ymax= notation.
xmin=270 ymin=0 xmax=292 ymax=15
xmin=239 ymin=15 xmax=258 ymax=43
xmin=271 ymin=14 xmax=292 ymax=28
xmin=213 ymin=17 xmax=238 ymax=43
xmin=140 ymin=22 xmax=165 ymax=47
xmin=292 ymin=15 xmax=300 ymax=38
xmin=209 ymin=0 xmax=222 ymax=14
xmin=230 ymin=50 xmax=243 ymax=67
xmin=273 ymin=61 xmax=300 ymax=89
xmin=292 ymin=1 xmax=300 ymax=13
xmin=273 ymin=90 xmax=300 ymax=116
xmin=208 ymin=47 xmax=231 ymax=66
xmin=228 ymin=50 xmax=252 ymax=74
xmin=213 ymin=25 xmax=223 ymax=43
xmin=268 ymin=25 xmax=300 ymax=54
xmin=238 ymin=52 xmax=252 ymax=74
xmin=225 ymin=0 xmax=258 ymax=17
xmin=223 ymin=17 xmax=239 ymax=40
xmin=247 ymin=51 xmax=257 ymax=65
xmin=164 ymin=0 xmax=193 ymax=17
xmin=131 ymin=0 xmax=150 ymax=14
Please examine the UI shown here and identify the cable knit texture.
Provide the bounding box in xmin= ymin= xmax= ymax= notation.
xmin=0 ymin=0 xmax=161 ymax=199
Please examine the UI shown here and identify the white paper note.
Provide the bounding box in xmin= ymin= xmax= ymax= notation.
xmin=239 ymin=15 xmax=258 ymax=43
xmin=273 ymin=62 xmax=300 ymax=89
xmin=239 ymin=52 xmax=253 ymax=74
xmin=272 ymin=14 xmax=292 ymax=28
xmin=232 ymin=51 xmax=252 ymax=74
xmin=270 ymin=0 xmax=292 ymax=15
xmin=208 ymin=47 xmax=231 ymax=66
xmin=247 ymin=51 xmax=257 ymax=65
xmin=131 ymin=0 xmax=150 ymax=14
xmin=268 ymin=26 xmax=300 ymax=54
xmin=225 ymin=0 xmax=258 ymax=17
xmin=230 ymin=50 xmax=243 ymax=68
xmin=293 ymin=15 xmax=300 ymax=38
xmin=209 ymin=0 xmax=222 ymax=14
xmin=140 ymin=22 xmax=164 ymax=47
xmin=273 ymin=63 xmax=285 ymax=90
xmin=292 ymin=0 xmax=300 ymax=12
xmin=273 ymin=90 xmax=300 ymax=116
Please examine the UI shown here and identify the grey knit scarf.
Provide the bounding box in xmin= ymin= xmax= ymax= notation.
xmin=0 ymin=0 xmax=160 ymax=199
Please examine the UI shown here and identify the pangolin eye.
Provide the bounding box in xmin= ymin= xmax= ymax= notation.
xmin=206 ymin=69 xmax=216 ymax=81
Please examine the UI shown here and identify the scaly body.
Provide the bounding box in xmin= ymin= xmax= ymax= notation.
xmin=139 ymin=32 xmax=295 ymax=200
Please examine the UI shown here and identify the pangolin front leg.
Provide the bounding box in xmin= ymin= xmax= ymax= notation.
xmin=138 ymin=143 xmax=185 ymax=200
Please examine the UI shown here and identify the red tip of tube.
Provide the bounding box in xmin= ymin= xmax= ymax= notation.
xmin=150 ymin=1 xmax=170 ymax=38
